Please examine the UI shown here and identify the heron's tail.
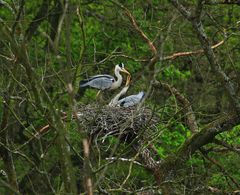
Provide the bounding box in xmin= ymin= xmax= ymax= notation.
xmin=75 ymin=86 xmax=87 ymax=101
xmin=138 ymin=91 xmax=145 ymax=99
xmin=79 ymin=79 xmax=90 ymax=87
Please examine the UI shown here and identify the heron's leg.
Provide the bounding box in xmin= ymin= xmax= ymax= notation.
xmin=96 ymin=90 xmax=104 ymax=105
xmin=96 ymin=90 xmax=101 ymax=98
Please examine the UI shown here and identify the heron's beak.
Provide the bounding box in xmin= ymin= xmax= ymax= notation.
xmin=121 ymin=68 xmax=131 ymax=75
xmin=125 ymin=75 xmax=131 ymax=86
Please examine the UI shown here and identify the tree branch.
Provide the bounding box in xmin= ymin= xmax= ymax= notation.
xmin=200 ymin=148 xmax=240 ymax=188
xmin=169 ymin=0 xmax=192 ymax=20
xmin=153 ymin=81 xmax=198 ymax=133
xmin=25 ymin=0 xmax=51 ymax=41
xmin=195 ymin=0 xmax=205 ymax=20
xmin=124 ymin=9 xmax=157 ymax=55
xmin=213 ymin=139 xmax=240 ymax=155
xmin=110 ymin=0 xmax=157 ymax=56
xmin=163 ymin=39 xmax=224 ymax=60
xmin=170 ymin=0 xmax=240 ymax=114
xmin=160 ymin=112 xmax=240 ymax=180
xmin=205 ymin=0 xmax=240 ymax=5
xmin=11 ymin=0 xmax=25 ymax=36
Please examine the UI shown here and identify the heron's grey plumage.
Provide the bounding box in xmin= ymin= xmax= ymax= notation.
xmin=76 ymin=63 xmax=130 ymax=99
xmin=83 ymin=74 xmax=115 ymax=82
xmin=117 ymin=91 xmax=145 ymax=107
xmin=80 ymin=75 xmax=115 ymax=90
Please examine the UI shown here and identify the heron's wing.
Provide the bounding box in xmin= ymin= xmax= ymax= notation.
xmin=80 ymin=74 xmax=115 ymax=88
xmin=88 ymin=74 xmax=115 ymax=81
xmin=118 ymin=91 xmax=145 ymax=107
xmin=82 ymin=77 xmax=114 ymax=90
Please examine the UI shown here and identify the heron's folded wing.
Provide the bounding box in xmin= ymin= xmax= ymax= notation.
xmin=87 ymin=77 xmax=114 ymax=90
xmin=88 ymin=74 xmax=115 ymax=81
xmin=118 ymin=92 xmax=145 ymax=107
xmin=80 ymin=74 xmax=115 ymax=87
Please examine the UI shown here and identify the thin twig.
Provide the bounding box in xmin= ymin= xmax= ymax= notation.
xmin=153 ymin=80 xmax=198 ymax=133
xmin=163 ymin=40 xmax=225 ymax=60
xmin=200 ymin=148 xmax=240 ymax=188
xmin=110 ymin=0 xmax=157 ymax=55
xmin=106 ymin=157 xmax=144 ymax=167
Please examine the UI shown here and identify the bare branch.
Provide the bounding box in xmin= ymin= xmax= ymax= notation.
xmin=25 ymin=0 xmax=51 ymax=41
xmin=200 ymin=148 xmax=240 ymax=188
xmin=213 ymin=139 xmax=240 ymax=155
xmin=195 ymin=0 xmax=205 ymax=20
xmin=170 ymin=0 xmax=240 ymax=114
xmin=205 ymin=0 xmax=240 ymax=5
xmin=106 ymin=157 xmax=144 ymax=167
xmin=169 ymin=0 xmax=192 ymax=20
xmin=110 ymin=0 xmax=157 ymax=55
xmin=69 ymin=83 xmax=93 ymax=195
xmin=153 ymin=81 xmax=198 ymax=133
xmin=133 ymin=140 xmax=160 ymax=170
xmin=163 ymin=39 xmax=224 ymax=60
xmin=53 ymin=0 xmax=69 ymax=51
xmin=124 ymin=10 xmax=157 ymax=55
xmin=0 ymin=179 xmax=20 ymax=195
xmin=159 ymin=112 xmax=240 ymax=182
xmin=11 ymin=0 xmax=25 ymax=36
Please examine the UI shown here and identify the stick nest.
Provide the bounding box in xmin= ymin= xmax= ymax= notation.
xmin=77 ymin=105 xmax=159 ymax=140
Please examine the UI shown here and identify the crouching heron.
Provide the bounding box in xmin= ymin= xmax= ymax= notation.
xmin=76 ymin=63 xmax=130 ymax=99
xmin=109 ymin=75 xmax=145 ymax=107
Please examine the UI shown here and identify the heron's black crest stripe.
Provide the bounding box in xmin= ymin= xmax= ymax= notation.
xmin=119 ymin=63 xmax=124 ymax=68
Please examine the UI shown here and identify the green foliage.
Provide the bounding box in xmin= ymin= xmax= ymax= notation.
xmin=156 ymin=122 xmax=187 ymax=157
xmin=103 ymin=161 xmax=155 ymax=190
xmin=1 ymin=0 xmax=240 ymax=194
xmin=208 ymin=173 xmax=227 ymax=189
xmin=217 ymin=124 xmax=240 ymax=144
xmin=161 ymin=64 xmax=191 ymax=81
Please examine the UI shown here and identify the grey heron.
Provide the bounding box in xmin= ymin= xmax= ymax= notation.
xmin=118 ymin=91 xmax=145 ymax=107
xmin=76 ymin=63 xmax=130 ymax=99
xmin=109 ymin=75 xmax=145 ymax=107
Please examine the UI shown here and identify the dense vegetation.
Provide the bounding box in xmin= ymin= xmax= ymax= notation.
xmin=1 ymin=0 xmax=240 ymax=194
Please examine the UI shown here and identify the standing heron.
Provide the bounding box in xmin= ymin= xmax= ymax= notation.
xmin=109 ymin=75 xmax=145 ymax=107
xmin=76 ymin=63 xmax=130 ymax=99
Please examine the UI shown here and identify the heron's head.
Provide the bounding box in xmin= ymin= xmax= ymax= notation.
xmin=116 ymin=63 xmax=131 ymax=75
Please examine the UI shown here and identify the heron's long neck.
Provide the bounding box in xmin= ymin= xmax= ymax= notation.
xmin=111 ymin=69 xmax=122 ymax=89
xmin=109 ymin=85 xmax=129 ymax=106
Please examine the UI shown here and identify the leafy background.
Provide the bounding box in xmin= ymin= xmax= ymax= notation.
xmin=0 ymin=0 xmax=240 ymax=194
